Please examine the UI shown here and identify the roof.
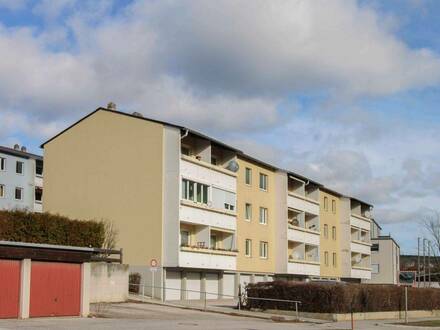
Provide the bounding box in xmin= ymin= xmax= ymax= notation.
xmin=40 ymin=106 xmax=374 ymax=206
xmin=371 ymin=235 xmax=400 ymax=248
xmin=0 ymin=145 xmax=43 ymax=161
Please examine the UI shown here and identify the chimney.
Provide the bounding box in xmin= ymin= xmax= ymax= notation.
xmin=21 ymin=146 xmax=27 ymax=152
xmin=107 ymin=102 xmax=117 ymax=110
xmin=13 ymin=144 xmax=20 ymax=150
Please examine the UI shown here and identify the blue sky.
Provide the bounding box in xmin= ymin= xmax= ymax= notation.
xmin=0 ymin=0 xmax=439 ymax=254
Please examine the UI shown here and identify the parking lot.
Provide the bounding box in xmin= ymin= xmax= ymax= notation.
xmin=0 ymin=302 xmax=434 ymax=329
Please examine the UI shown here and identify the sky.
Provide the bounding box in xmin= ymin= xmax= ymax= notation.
xmin=0 ymin=0 xmax=439 ymax=254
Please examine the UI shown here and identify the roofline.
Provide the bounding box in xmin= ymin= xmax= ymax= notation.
xmin=0 ymin=145 xmax=43 ymax=160
xmin=349 ymin=196 xmax=373 ymax=208
xmin=238 ymin=153 xmax=280 ymax=171
xmin=371 ymin=218 xmax=382 ymax=230
xmin=0 ymin=240 xmax=94 ymax=252
xmin=371 ymin=235 xmax=400 ymax=248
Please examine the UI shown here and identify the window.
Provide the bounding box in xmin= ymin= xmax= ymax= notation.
xmin=35 ymin=160 xmax=43 ymax=176
xmin=15 ymin=187 xmax=23 ymax=201
xmin=245 ymin=203 xmax=252 ymax=221
xmin=371 ymin=243 xmax=379 ymax=252
xmin=182 ymin=179 xmax=209 ymax=205
xmin=372 ymin=264 xmax=379 ymax=274
xmin=16 ymin=161 xmax=24 ymax=174
xmin=0 ymin=184 xmax=4 ymax=198
xmin=245 ymin=239 xmax=252 ymax=257
xmin=0 ymin=157 xmax=5 ymax=171
xmin=245 ymin=167 xmax=252 ymax=185
xmin=259 ymin=207 xmax=268 ymax=225
xmin=324 ymin=251 xmax=329 ymax=266
xmin=259 ymin=241 xmax=268 ymax=259
xmin=35 ymin=187 xmax=43 ymax=203
xmin=180 ymin=230 xmax=190 ymax=246
xmin=332 ymin=200 xmax=336 ymax=214
xmin=259 ymin=173 xmax=268 ymax=191
xmin=210 ymin=234 xmax=217 ymax=249
xmin=332 ymin=226 xmax=336 ymax=240
xmin=323 ymin=224 xmax=328 ymax=238
xmin=323 ymin=197 xmax=328 ymax=211
xmin=332 ymin=253 xmax=337 ymax=267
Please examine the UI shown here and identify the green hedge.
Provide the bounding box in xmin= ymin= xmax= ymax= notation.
xmin=0 ymin=210 xmax=104 ymax=248
xmin=245 ymin=281 xmax=440 ymax=313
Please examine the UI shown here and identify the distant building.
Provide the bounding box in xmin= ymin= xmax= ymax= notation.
xmin=0 ymin=145 xmax=43 ymax=212
xmin=366 ymin=219 xmax=400 ymax=284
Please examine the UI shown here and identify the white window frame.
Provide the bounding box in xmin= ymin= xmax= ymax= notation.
xmin=259 ymin=173 xmax=268 ymax=191
xmin=245 ymin=203 xmax=252 ymax=221
xmin=16 ymin=161 xmax=24 ymax=175
xmin=0 ymin=157 xmax=5 ymax=171
xmin=245 ymin=167 xmax=252 ymax=185
xmin=245 ymin=239 xmax=252 ymax=257
xmin=180 ymin=230 xmax=190 ymax=246
xmin=259 ymin=207 xmax=268 ymax=225
xmin=372 ymin=263 xmax=380 ymax=274
xmin=0 ymin=184 xmax=5 ymax=198
xmin=181 ymin=178 xmax=209 ymax=205
xmin=15 ymin=187 xmax=23 ymax=201
xmin=259 ymin=241 xmax=268 ymax=259
xmin=34 ymin=187 xmax=43 ymax=203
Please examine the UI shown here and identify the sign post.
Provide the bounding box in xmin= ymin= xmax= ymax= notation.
xmin=150 ymin=259 xmax=159 ymax=298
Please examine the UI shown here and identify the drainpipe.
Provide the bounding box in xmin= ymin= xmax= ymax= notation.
xmin=181 ymin=129 xmax=189 ymax=140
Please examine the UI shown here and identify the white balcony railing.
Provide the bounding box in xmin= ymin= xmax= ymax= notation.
xmin=287 ymin=194 xmax=319 ymax=215
xmin=179 ymin=247 xmax=237 ymax=270
xmin=288 ymin=259 xmax=320 ymax=276
xmin=287 ymin=227 xmax=320 ymax=245
xmin=180 ymin=156 xmax=236 ymax=192
xmin=350 ymin=241 xmax=371 ymax=255
xmin=350 ymin=214 xmax=371 ymax=231
xmin=351 ymin=266 xmax=371 ymax=279
xmin=180 ymin=203 xmax=236 ymax=231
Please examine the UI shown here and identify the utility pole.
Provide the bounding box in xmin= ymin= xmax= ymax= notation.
xmin=428 ymin=241 xmax=432 ymax=287
xmin=418 ymin=237 xmax=421 ymax=288
xmin=423 ymin=238 xmax=427 ymax=287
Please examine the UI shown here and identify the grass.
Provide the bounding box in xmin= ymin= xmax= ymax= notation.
xmin=396 ymin=320 xmax=440 ymax=327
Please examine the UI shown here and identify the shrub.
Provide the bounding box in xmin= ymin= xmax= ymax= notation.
xmin=245 ymin=281 xmax=440 ymax=313
xmin=0 ymin=210 xmax=104 ymax=248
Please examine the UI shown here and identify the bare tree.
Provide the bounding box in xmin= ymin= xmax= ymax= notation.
xmin=101 ymin=219 xmax=119 ymax=251
xmin=422 ymin=209 xmax=440 ymax=270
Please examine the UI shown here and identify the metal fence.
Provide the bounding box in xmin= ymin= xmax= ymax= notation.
xmin=129 ymin=282 xmax=301 ymax=319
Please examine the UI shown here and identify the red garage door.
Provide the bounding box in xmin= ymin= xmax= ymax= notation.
xmin=0 ymin=260 xmax=20 ymax=318
xmin=30 ymin=262 xmax=81 ymax=317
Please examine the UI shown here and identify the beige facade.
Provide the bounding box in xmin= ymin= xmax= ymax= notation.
xmin=236 ymin=156 xmax=277 ymax=274
xmin=319 ymin=190 xmax=342 ymax=278
xmin=43 ymin=110 xmax=165 ymax=266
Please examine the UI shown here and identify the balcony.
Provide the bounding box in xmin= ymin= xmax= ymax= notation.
xmin=179 ymin=224 xmax=237 ymax=270
xmin=351 ymin=252 xmax=371 ymax=279
xmin=287 ymin=194 xmax=319 ymax=215
xmin=350 ymin=214 xmax=371 ymax=231
xmin=288 ymin=241 xmax=320 ymax=275
xmin=350 ymin=227 xmax=371 ymax=255
xmin=180 ymin=202 xmax=236 ymax=231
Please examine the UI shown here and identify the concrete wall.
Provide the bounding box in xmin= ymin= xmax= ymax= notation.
xmin=274 ymin=171 xmax=288 ymax=274
xmin=368 ymin=238 xmax=400 ymax=284
xmin=89 ymin=262 xmax=129 ymax=303
xmin=43 ymin=109 xmax=164 ymax=266
xmin=339 ymin=197 xmax=352 ymax=278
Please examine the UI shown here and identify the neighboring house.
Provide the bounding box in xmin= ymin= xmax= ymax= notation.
xmin=41 ymin=106 xmax=376 ymax=300
xmin=0 ymin=145 xmax=43 ymax=213
xmin=366 ymin=219 xmax=400 ymax=284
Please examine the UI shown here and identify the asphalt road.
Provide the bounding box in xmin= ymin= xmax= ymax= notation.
xmin=0 ymin=302 xmax=430 ymax=329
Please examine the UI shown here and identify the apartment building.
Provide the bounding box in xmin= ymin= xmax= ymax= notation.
xmin=42 ymin=107 xmax=375 ymax=299
xmin=0 ymin=145 xmax=43 ymax=212
xmin=367 ymin=219 xmax=400 ymax=284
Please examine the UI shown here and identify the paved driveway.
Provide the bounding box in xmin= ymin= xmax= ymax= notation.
xmin=0 ymin=302 xmax=432 ymax=329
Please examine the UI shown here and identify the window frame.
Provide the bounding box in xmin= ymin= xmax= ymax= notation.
xmin=245 ymin=167 xmax=252 ymax=185
xmin=16 ymin=161 xmax=24 ymax=175
xmin=323 ymin=197 xmax=328 ymax=211
xmin=0 ymin=184 xmax=5 ymax=198
xmin=182 ymin=178 xmax=209 ymax=205
xmin=245 ymin=239 xmax=252 ymax=257
xmin=332 ymin=226 xmax=336 ymax=240
xmin=15 ymin=187 xmax=23 ymax=201
xmin=35 ymin=187 xmax=43 ymax=203
xmin=324 ymin=251 xmax=329 ymax=266
xmin=180 ymin=230 xmax=190 ymax=246
xmin=324 ymin=224 xmax=328 ymax=239
xmin=245 ymin=203 xmax=252 ymax=221
xmin=259 ymin=207 xmax=268 ymax=225
xmin=332 ymin=252 xmax=337 ymax=267
xmin=0 ymin=157 xmax=5 ymax=171
xmin=332 ymin=200 xmax=336 ymax=214
xmin=259 ymin=173 xmax=268 ymax=191
xmin=259 ymin=241 xmax=268 ymax=259
xmin=371 ymin=263 xmax=379 ymax=274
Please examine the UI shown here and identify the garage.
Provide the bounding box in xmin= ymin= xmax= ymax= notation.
xmin=165 ymin=271 xmax=182 ymax=301
xmin=0 ymin=260 xmax=21 ymax=319
xmin=205 ymin=273 xmax=219 ymax=299
xmin=186 ymin=272 xmax=201 ymax=300
xmin=223 ymin=273 xmax=235 ymax=298
xmin=30 ymin=262 xmax=81 ymax=317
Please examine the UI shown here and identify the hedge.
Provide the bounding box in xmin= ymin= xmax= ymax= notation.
xmin=0 ymin=210 xmax=104 ymax=248
xmin=245 ymin=281 xmax=440 ymax=313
